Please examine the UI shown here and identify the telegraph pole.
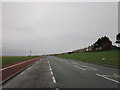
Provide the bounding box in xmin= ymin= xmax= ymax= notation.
xmin=30 ymin=50 xmax=32 ymax=56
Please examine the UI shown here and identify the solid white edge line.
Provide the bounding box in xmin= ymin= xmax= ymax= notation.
xmin=52 ymin=76 xmax=56 ymax=83
xmin=96 ymin=74 xmax=120 ymax=84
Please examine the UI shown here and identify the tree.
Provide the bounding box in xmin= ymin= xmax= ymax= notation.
xmin=93 ymin=36 xmax=112 ymax=50
xmin=94 ymin=38 xmax=102 ymax=48
xmin=117 ymin=33 xmax=120 ymax=40
xmin=116 ymin=33 xmax=120 ymax=43
xmin=102 ymin=36 xmax=112 ymax=50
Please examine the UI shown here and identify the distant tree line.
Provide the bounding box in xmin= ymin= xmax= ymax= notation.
xmin=50 ymin=35 xmax=119 ymax=56
xmin=70 ymin=36 xmax=117 ymax=54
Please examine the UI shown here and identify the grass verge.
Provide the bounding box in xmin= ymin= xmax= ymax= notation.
xmin=2 ymin=56 xmax=40 ymax=66
xmin=56 ymin=49 xmax=119 ymax=67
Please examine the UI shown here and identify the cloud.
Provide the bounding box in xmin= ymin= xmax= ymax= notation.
xmin=2 ymin=2 xmax=118 ymax=56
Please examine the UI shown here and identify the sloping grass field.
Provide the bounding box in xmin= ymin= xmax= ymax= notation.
xmin=57 ymin=49 xmax=120 ymax=67
xmin=1 ymin=56 xmax=40 ymax=66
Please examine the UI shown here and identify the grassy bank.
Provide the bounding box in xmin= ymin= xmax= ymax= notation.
xmin=2 ymin=56 xmax=40 ymax=65
xmin=57 ymin=49 xmax=119 ymax=67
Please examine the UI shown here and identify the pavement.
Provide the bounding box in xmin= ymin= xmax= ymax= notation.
xmin=2 ymin=56 xmax=119 ymax=88
xmin=1 ymin=57 xmax=41 ymax=82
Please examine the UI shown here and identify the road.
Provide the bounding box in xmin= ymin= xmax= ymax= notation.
xmin=2 ymin=56 xmax=119 ymax=88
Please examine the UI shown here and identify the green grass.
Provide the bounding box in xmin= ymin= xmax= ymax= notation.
xmin=57 ymin=49 xmax=119 ymax=67
xmin=1 ymin=56 xmax=40 ymax=65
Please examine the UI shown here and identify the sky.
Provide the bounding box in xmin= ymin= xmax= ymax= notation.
xmin=2 ymin=2 xmax=118 ymax=56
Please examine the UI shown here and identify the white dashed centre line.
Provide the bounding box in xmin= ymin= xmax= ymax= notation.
xmin=50 ymin=68 xmax=52 ymax=71
xmin=50 ymin=71 xmax=53 ymax=75
xmin=49 ymin=65 xmax=51 ymax=68
xmin=96 ymin=74 xmax=120 ymax=84
xmin=52 ymin=76 xmax=57 ymax=83
xmin=48 ymin=60 xmax=57 ymax=84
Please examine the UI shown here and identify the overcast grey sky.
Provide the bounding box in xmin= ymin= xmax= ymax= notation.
xmin=2 ymin=2 xmax=118 ymax=56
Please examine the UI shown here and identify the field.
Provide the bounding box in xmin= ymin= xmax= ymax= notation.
xmin=57 ymin=49 xmax=120 ymax=67
xmin=1 ymin=56 xmax=40 ymax=65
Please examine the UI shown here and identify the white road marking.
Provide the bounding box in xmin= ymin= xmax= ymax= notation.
xmin=78 ymin=67 xmax=86 ymax=71
xmin=113 ymin=74 xmax=120 ymax=78
xmin=72 ymin=62 xmax=78 ymax=65
xmin=47 ymin=60 xmax=57 ymax=83
xmin=82 ymin=65 xmax=97 ymax=71
xmin=50 ymin=68 xmax=52 ymax=71
xmin=52 ymin=76 xmax=56 ymax=83
xmin=73 ymin=65 xmax=78 ymax=68
xmin=103 ymin=74 xmax=120 ymax=78
xmin=48 ymin=60 xmax=52 ymax=71
xmin=73 ymin=65 xmax=86 ymax=71
xmin=0 ymin=59 xmax=37 ymax=71
xmin=49 ymin=65 xmax=51 ymax=68
xmin=56 ymin=88 xmax=59 ymax=90
xmin=48 ymin=61 xmax=50 ymax=64
xmin=50 ymin=71 xmax=53 ymax=75
xmin=96 ymin=74 xmax=120 ymax=84
xmin=66 ymin=62 xmax=71 ymax=65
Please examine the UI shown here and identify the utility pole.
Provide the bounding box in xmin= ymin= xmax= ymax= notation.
xmin=30 ymin=50 xmax=32 ymax=56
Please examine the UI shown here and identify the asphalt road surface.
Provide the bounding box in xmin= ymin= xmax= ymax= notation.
xmin=2 ymin=56 xmax=119 ymax=88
